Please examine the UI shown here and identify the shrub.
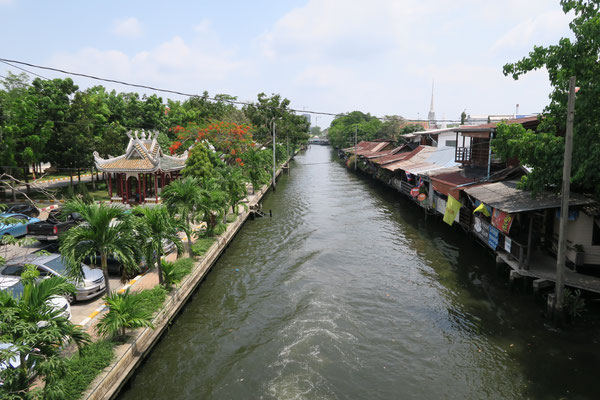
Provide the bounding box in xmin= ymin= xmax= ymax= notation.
xmin=96 ymin=289 xmax=154 ymax=338
xmin=191 ymin=237 xmax=216 ymax=257
xmin=42 ymin=341 xmax=114 ymax=400
xmin=161 ymin=258 xmax=194 ymax=287
xmin=133 ymin=285 xmax=168 ymax=315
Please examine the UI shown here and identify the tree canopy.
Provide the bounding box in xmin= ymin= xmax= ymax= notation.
xmin=497 ymin=0 xmax=600 ymax=197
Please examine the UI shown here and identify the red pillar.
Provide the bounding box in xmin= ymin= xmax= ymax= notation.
xmin=108 ymin=173 xmax=113 ymax=200
xmin=154 ymin=173 xmax=159 ymax=202
xmin=137 ymin=174 xmax=142 ymax=203
xmin=125 ymin=176 xmax=130 ymax=204
xmin=120 ymin=174 xmax=125 ymax=203
xmin=143 ymin=174 xmax=147 ymax=200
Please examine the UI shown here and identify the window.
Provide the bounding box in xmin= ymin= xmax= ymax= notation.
xmin=445 ymin=140 xmax=457 ymax=147
xmin=2 ymin=265 xmax=24 ymax=276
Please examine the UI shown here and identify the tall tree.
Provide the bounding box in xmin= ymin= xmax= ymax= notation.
xmin=131 ymin=205 xmax=183 ymax=286
xmin=161 ymin=177 xmax=203 ymax=256
xmin=498 ymin=0 xmax=600 ymax=197
xmin=327 ymin=111 xmax=383 ymax=148
xmin=59 ymin=200 xmax=138 ymax=294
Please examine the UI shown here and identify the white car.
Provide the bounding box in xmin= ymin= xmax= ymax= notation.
xmin=0 ymin=253 xmax=105 ymax=303
xmin=0 ymin=280 xmax=71 ymax=320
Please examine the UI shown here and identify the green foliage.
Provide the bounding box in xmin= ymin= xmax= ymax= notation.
xmin=0 ymin=276 xmax=89 ymax=396
xmin=501 ymin=0 xmax=600 ymax=197
xmin=493 ymin=122 xmax=562 ymax=194
xmin=132 ymin=286 xmax=168 ymax=315
xmin=161 ymin=258 xmax=194 ymax=287
xmin=191 ymin=236 xmax=216 ymax=257
xmin=182 ymin=142 xmax=215 ymax=178
xmin=564 ymin=287 xmax=586 ymax=320
xmin=327 ymin=111 xmax=383 ymax=148
xmin=241 ymin=148 xmax=271 ymax=192
xmin=131 ymin=205 xmax=183 ymax=286
xmin=40 ymin=340 xmax=114 ymax=400
xmin=161 ymin=176 xmax=203 ymax=256
xmin=59 ymin=199 xmax=138 ymax=294
xmin=96 ymin=288 xmax=154 ymax=338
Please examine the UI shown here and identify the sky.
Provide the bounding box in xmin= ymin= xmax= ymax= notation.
xmin=0 ymin=0 xmax=574 ymax=127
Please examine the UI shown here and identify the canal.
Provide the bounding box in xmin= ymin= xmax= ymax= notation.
xmin=118 ymin=145 xmax=600 ymax=400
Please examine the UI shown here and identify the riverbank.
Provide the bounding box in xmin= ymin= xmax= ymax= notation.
xmin=81 ymin=160 xmax=291 ymax=400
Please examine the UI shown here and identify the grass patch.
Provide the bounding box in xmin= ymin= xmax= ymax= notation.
xmin=162 ymin=258 xmax=195 ymax=287
xmin=133 ymin=286 xmax=168 ymax=315
xmin=45 ymin=340 xmax=114 ymax=400
xmin=191 ymin=237 xmax=216 ymax=257
xmin=212 ymin=222 xmax=227 ymax=236
xmin=226 ymin=213 xmax=237 ymax=223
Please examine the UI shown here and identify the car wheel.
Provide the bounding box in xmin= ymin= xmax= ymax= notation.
xmin=63 ymin=292 xmax=75 ymax=304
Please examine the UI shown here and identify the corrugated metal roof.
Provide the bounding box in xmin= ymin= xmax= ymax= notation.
xmin=375 ymin=146 xmax=423 ymax=165
xmin=383 ymin=146 xmax=458 ymax=174
xmin=463 ymin=180 xmax=595 ymax=213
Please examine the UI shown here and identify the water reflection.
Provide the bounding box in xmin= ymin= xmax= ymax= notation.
xmin=118 ymin=146 xmax=600 ymax=400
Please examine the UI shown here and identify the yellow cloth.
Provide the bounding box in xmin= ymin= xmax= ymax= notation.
xmin=443 ymin=195 xmax=462 ymax=226
xmin=473 ymin=202 xmax=491 ymax=217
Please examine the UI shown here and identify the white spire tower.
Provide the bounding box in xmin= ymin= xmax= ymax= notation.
xmin=428 ymin=80 xmax=437 ymax=128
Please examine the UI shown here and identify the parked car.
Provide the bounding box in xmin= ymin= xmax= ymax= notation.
xmin=0 ymin=213 xmax=41 ymax=239
xmin=26 ymin=209 xmax=82 ymax=242
xmin=5 ymin=204 xmax=40 ymax=218
xmin=0 ymin=254 xmax=105 ymax=303
xmin=0 ymin=280 xmax=71 ymax=320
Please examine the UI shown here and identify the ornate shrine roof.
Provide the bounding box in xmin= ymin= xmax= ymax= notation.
xmin=94 ymin=130 xmax=188 ymax=173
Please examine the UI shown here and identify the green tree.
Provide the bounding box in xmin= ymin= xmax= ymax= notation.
xmin=0 ymin=276 xmax=89 ymax=397
xmin=327 ymin=111 xmax=383 ymax=148
xmin=131 ymin=205 xmax=183 ymax=286
xmin=197 ymin=177 xmax=228 ymax=235
xmin=59 ymin=200 xmax=138 ymax=294
xmin=161 ymin=177 xmax=203 ymax=256
xmin=499 ymin=0 xmax=600 ymax=197
xmin=243 ymin=93 xmax=291 ymax=144
xmin=182 ymin=142 xmax=215 ymax=178
xmin=241 ymin=148 xmax=271 ymax=193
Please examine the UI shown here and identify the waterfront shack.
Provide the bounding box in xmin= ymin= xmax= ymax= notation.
xmin=463 ymin=181 xmax=598 ymax=279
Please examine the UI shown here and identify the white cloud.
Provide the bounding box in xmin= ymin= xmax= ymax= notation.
xmin=112 ymin=17 xmax=143 ymax=39
xmin=48 ymin=36 xmax=246 ymax=96
xmin=489 ymin=9 xmax=572 ymax=54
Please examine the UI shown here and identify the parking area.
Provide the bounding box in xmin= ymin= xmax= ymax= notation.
xmin=1 ymin=207 xmax=189 ymax=328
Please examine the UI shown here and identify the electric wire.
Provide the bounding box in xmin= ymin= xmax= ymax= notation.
xmin=0 ymin=57 xmax=461 ymax=123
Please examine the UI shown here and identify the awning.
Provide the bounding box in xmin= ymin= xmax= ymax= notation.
xmin=463 ymin=180 xmax=595 ymax=213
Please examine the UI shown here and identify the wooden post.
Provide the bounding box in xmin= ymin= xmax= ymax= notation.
xmin=554 ymin=76 xmax=576 ymax=324
xmin=526 ymin=215 xmax=534 ymax=269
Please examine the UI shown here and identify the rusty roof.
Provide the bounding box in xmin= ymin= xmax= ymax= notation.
xmin=374 ymin=146 xmax=423 ymax=165
xmin=463 ymin=180 xmax=595 ymax=213
xmin=456 ymin=116 xmax=539 ymax=132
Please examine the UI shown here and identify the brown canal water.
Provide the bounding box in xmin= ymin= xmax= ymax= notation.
xmin=118 ymin=145 xmax=600 ymax=400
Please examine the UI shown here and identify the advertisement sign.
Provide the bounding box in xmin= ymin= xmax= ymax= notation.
xmin=505 ymin=237 xmax=512 ymax=253
xmin=488 ymin=226 xmax=500 ymax=250
xmin=417 ymin=193 xmax=427 ymax=202
xmin=491 ymin=208 xmax=514 ymax=234
xmin=410 ymin=187 xmax=420 ymax=197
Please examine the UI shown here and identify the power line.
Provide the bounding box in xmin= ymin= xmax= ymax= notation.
xmin=0 ymin=60 xmax=49 ymax=80
xmin=0 ymin=57 xmax=461 ymax=123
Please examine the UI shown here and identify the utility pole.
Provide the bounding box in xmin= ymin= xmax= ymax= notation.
xmin=354 ymin=126 xmax=358 ymax=171
xmin=272 ymin=119 xmax=277 ymax=191
xmin=286 ymin=134 xmax=290 ymax=174
xmin=553 ymin=76 xmax=577 ymax=324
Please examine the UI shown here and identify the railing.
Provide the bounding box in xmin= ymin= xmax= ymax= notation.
xmin=455 ymin=146 xmax=472 ymax=163
xmin=473 ymin=216 xmax=529 ymax=270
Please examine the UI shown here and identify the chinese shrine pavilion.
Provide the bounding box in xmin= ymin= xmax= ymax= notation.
xmin=94 ymin=130 xmax=188 ymax=204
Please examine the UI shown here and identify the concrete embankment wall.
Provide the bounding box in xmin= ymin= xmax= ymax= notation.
xmin=83 ymin=164 xmax=288 ymax=400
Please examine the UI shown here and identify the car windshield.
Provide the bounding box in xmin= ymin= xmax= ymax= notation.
xmin=2 ymin=265 xmax=24 ymax=276
xmin=45 ymin=256 xmax=68 ymax=276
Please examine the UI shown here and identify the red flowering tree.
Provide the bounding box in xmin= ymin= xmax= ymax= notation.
xmin=169 ymin=121 xmax=254 ymax=167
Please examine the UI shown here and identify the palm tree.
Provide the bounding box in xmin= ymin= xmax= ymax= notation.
xmin=59 ymin=199 xmax=138 ymax=295
xmin=131 ymin=205 xmax=183 ymax=286
xmin=241 ymin=148 xmax=270 ymax=193
xmin=96 ymin=288 xmax=154 ymax=339
xmin=0 ymin=275 xmax=89 ymax=394
xmin=161 ymin=177 xmax=202 ymax=256
xmin=197 ymin=177 xmax=228 ymax=235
